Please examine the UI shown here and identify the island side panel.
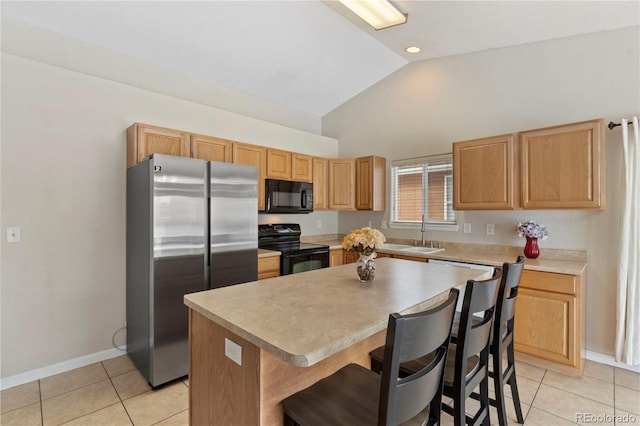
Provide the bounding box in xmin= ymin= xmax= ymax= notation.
xmin=189 ymin=309 xmax=260 ymax=425
xmin=259 ymin=329 xmax=386 ymax=425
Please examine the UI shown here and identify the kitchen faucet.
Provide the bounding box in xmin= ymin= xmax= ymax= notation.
xmin=420 ymin=214 xmax=427 ymax=245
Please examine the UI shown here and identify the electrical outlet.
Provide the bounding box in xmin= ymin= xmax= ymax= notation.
xmin=486 ymin=224 xmax=494 ymax=235
xmin=225 ymin=338 xmax=242 ymax=366
xmin=367 ymin=219 xmax=372 ymax=227
xmin=7 ymin=227 xmax=21 ymax=243
xmin=463 ymin=223 xmax=471 ymax=234
xmin=316 ymin=220 xmax=322 ymax=229
xmin=381 ymin=220 xmax=387 ymax=229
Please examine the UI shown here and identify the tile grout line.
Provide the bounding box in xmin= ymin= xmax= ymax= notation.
xmin=100 ymin=360 xmax=136 ymax=426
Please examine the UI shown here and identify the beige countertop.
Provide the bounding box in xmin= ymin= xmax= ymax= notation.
xmin=184 ymin=258 xmax=489 ymax=367
xmin=303 ymin=237 xmax=587 ymax=276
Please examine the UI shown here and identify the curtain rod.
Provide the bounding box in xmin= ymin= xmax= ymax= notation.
xmin=608 ymin=120 xmax=634 ymax=130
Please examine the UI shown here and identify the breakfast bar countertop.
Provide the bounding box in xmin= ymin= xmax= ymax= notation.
xmin=184 ymin=258 xmax=489 ymax=367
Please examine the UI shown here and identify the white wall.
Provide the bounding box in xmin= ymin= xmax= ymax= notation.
xmin=323 ymin=26 xmax=640 ymax=356
xmin=0 ymin=53 xmax=338 ymax=380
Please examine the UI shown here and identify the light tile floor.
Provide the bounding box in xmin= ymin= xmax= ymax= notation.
xmin=1 ymin=356 xmax=638 ymax=425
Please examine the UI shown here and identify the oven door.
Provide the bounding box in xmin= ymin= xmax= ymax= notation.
xmin=281 ymin=249 xmax=329 ymax=275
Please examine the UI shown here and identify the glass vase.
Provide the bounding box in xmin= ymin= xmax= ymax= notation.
xmin=356 ymin=253 xmax=376 ymax=282
xmin=524 ymin=236 xmax=540 ymax=259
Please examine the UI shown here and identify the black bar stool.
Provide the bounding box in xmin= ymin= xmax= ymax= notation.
xmin=371 ymin=271 xmax=502 ymax=426
xmin=282 ymin=288 xmax=460 ymax=426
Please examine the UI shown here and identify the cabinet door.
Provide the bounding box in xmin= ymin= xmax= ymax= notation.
xmin=520 ymin=119 xmax=604 ymax=209
xmin=266 ymin=149 xmax=292 ymax=180
xmin=453 ymin=134 xmax=516 ymax=210
xmin=127 ymin=123 xmax=190 ymax=168
xmin=233 ymin=143 xmax=266 ymax=211
xmin=514 ymin=287 xmax=577 ymax=367
xmin=329 ymin=249 xmax=344 ymax=267
xmin=292 ymin=153 xmax=313 ymax=182
xmin=343 ymin=250 xmax=359 ymax=264
xmin=191 ymin=134 xmax=232 ymax=162
xmin=312 ymin=157 xmax=328 ymax=210
xmin=356 ymin=156 xmax=386 ymax=211
xmin=328 ymin=159 xmax=356 ymax=210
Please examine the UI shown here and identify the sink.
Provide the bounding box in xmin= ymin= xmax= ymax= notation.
xmin=380 ymin=243 xmax=445 ymax=255
xmin=382 ymin=243 xmax=413 ymax=250
xmin=402 ymin=246 xmax=445 ymax=254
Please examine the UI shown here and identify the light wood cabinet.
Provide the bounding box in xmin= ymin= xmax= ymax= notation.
xmin=328 ymin=159 xmax=356 ymax=210
xmin=329 ymin=249 xmax=344 ymax=267
xmin=453 ymin=118 xmax=605 ymax=210
xmin=520 ymin=119 xmax=604 ymax=209
xmin=233 ymin=142 xmax=266 ymax=211
xmin=126 ymin=123 xmax=190 ymax=168
xmin=514 ymin=269 xmax=583 ymax=374
xmin=343 ymin=250 xmax=359 ymax=264
xmin=266 ymin=149 xmax=292 ymax=180
xmin=258 ymin=256 xmax=280 ymax=280
xmin=453 ymin=134 xmax=516 ymax=210
xmin=292 ymin=154 xmax=313 ymax=183
xmin=190 ymin=134 xmax=232 ymax=163
xmin=312 ymin=157 xmax=328 ymax=210
xmin=356 ymin=156 xmax=386 ymax=211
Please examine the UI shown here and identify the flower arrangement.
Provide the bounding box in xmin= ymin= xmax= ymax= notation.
xmin=516 ymin=220 xmax=549 ymax=240
xmin=342 ymin=226 xmax=386 ymax=256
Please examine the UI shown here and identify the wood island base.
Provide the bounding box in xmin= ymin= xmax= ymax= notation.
xmin=188 ymin=309 xmax=386 ymax=426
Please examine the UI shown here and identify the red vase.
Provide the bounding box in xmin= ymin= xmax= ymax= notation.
xmin=524 ymin=236 xmax=540 ymax=259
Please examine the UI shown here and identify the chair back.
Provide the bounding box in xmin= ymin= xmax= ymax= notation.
xmin=494 ymin=256 xmax=525 ymax=343
xmin=455 ymin=270 xmax=501 ymax=381
xmin=378 ymin=288 xmax=459 ymax=425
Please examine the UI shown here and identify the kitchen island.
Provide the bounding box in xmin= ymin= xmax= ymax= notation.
xmin=184 ymin=257 xmax=490 ymax=426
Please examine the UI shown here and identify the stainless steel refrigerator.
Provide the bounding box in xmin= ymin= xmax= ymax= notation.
xmin=126 ymin=154 xmax=258 ymax=387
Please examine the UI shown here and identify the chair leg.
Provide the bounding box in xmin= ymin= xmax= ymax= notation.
xmin=480 ymin=372 xmax=491 ymax=426
xmin=506 ymin=342 xmax=525 ymax=424
xmin=492 ymin=348 xmax=509 ymax=426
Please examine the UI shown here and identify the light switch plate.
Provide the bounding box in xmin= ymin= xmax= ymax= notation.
xmin=463 ymin=223 xmax=471 ymax=234
xmin=7 ymin=227 xmax=21 ymax=243
xmin=486 ymin=224 xmax=494 ymax=235
xmin=225 ymin=338 xmax=242 ymax=366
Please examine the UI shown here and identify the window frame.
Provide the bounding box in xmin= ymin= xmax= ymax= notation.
xmin=390 ymin=154 xmax=458 ymax=232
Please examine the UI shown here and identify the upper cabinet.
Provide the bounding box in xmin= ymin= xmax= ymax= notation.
xmin=328 ymin=159 xmax=356 ymax=210
xmin=312 ymin=157 xmax=328 ymax=210
xmin=233 ymin=142 xmax=267 ymax=211
xmin=127 ymin=123 xmax=190 ymax=168
xmin=266 ymin=148 xmax=292 ymax=180
xmin=520 ymin=119 xmax=604 ymax=209
xmin=328 ymin=156 xmax=387 ymax=211
xmin=453 ymin=134 xmax=516 ymax=210
xmin=453 ymin=118 xmax=605 ymax=210
xmin=292 ymin=154 xmax=313 ymax=183
xmin=191 ymin=134 xmax=232 ymax=163
xmin=356 ymin=156 xmax=386 ymax=211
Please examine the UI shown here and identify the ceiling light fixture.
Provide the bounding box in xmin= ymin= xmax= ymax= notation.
xmin=405 ymin=46 xmax=421 ymax=54
xmin=339 ymin=0 xmax=408 ymax=30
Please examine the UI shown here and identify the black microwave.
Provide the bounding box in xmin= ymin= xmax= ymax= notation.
xmin=264 ymin=179 xmax=313 ymax=214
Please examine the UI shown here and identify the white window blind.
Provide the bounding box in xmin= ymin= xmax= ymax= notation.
xmin=391 ymin=155 xmax=456 ymax=225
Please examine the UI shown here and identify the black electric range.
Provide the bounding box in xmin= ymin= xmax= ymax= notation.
xmin=258 ymin=224 xmax=330 ymax=275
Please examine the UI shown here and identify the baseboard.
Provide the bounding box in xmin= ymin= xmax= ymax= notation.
xmin=586 ymin=350 xmax=640 ymax=373
xmin=0 ymin=347 xmax=127 ymax=391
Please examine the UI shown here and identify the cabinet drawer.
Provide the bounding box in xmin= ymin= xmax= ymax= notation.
xmin=520 ymin=270 xmax=576 ymax=295
xmin=258 ymin=256 xmax=280 ymax=280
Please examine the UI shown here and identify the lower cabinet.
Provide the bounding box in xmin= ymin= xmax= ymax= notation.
xmin=344 ymin=250 xmax=359 ymax=264
xmin=330 ymin=249 xmax=344 ymax=267
xmin=514 ymin=269 xmax=583 ymax=374
xmin=258 ymin=256 xmax=280 ymax=280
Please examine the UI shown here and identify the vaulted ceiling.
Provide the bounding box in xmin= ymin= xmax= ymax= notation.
xmin=2 ymin=1 xmax=638 ymax=116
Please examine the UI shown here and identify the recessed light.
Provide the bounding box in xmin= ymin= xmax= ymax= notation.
xmin=405 ymin=46 xmax=421 ymax=54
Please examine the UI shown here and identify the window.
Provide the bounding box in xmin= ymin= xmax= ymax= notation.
xmin=390 ymin=154 xmax=456 ymax=227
